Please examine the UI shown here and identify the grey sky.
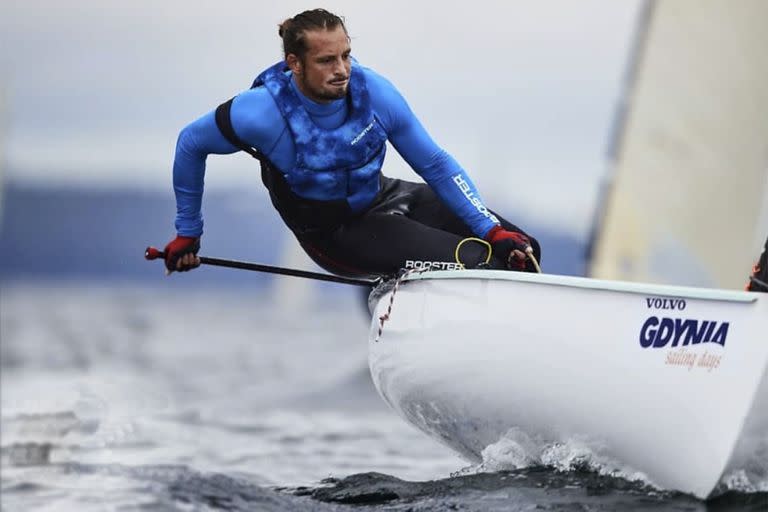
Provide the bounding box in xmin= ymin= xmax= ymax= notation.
xmin=0 ymin=1 xmax=642 ymax=235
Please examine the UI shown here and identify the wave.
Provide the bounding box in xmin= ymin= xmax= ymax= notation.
xmin=297 ymin=468 xmax=767 ymax=510
xmin=448 ymin=427 xmax=768 ymax=500
xmin=3 ymin=462 xmax=327 ymax=512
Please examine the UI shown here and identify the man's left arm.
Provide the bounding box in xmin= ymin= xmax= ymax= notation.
xmin=368 ymin=72 xmax=500 ymax=239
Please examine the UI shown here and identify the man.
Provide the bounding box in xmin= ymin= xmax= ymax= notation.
xmin=164 ymin=9 xmax=541 ymax=278
xmin=747 ymin=235 xmax=768 ymax=292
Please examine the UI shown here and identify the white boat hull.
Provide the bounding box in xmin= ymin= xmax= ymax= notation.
xmin=368 ymin=270 xmax=768 ymax=498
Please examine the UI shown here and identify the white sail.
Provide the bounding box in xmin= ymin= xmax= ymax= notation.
xmin=590 ymin=0 xmax=768 ymax=289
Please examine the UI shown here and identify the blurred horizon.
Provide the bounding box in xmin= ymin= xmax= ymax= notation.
xmin=0 ymin=179 xmax=586 ymax=285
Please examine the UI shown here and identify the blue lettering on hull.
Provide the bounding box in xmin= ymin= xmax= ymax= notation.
xmin=639 ymin=316 xmax=729 ymax=348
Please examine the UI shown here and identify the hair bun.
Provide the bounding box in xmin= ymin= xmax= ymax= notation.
xmin=278 ymin=18 xmax=292 ymax=38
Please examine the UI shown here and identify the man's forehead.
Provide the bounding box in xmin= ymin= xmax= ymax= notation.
xmin=305 ymin=27 xmax=350 ymax=54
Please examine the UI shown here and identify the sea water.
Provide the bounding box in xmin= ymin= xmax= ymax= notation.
xmin=2 ymin=282 xmax=765 ymax=511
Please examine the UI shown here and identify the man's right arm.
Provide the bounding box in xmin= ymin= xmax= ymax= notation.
xmin=173 ymin=111 xmax=240 ymax=237
xmin=172 ymin=87 xmax=283 ymax=237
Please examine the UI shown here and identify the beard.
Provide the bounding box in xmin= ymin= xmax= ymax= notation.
xmin=295 ymin=74 xmax=348 ymax=103
xmin=316 ymin=81 xmax=348 ymax=101
xmin=328 ymin=87 xmax=348 ymax=99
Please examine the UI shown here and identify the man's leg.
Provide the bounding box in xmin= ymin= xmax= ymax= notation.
xmin=300 ymin=212 xmax=495 ymax=277
xmin=299 ymin=179 xmax=541 ymax=277
xmin=401 ymin=180 xmax=542 ymax=270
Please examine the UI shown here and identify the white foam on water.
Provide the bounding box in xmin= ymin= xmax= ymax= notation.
xmin=454 ymin=428 xmax=655 ymax=488
xmin=457 ymin=425 xmax=768 ymax=496
xmin=719 ymin=470 xmax=765 ymax=493
xmin=475 ymin=427 xmax=539 ymax=471
xmin=718 ymin=434 xmax=768 ymax=493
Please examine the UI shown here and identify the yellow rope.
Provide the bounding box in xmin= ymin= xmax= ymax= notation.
xmin=455 ymin=237 xmax=492 ymax=267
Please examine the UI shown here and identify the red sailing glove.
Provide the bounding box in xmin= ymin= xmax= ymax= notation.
xmin=163 ymin=235 xmax=201 ymax=272
xmin=485 ymin=225 xmax=530 ymax=271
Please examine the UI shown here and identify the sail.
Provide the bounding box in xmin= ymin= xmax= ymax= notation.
xmin=589 ymin=0 xmax=768 ymax=289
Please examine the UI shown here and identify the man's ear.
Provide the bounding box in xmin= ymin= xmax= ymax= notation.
xmin=286 ymin=54 xmax=301 ymax=75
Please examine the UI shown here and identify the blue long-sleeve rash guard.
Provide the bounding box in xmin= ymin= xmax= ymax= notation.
xmin=173 ymin=64 xmax=500 ymax=238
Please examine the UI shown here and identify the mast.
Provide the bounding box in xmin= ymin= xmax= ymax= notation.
xmin=0 ymin=83 xmax=5 ymax=227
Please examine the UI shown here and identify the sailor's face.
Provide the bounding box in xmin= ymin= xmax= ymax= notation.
xmin=289 ymin=26 xmax=351 ymax=103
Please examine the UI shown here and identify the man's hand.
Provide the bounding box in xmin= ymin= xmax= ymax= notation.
xmin=163 ymin=235 xmax=201 ymax=274
xmin=485 ymin=226 xmax=530 ymax=271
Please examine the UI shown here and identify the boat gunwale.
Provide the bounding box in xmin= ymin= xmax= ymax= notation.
xmin=401 ymin=269 xmax=759 ymax=303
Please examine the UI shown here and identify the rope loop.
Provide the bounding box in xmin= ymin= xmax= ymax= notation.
xmin=454 ymin=237 xmax=492 ymax=267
